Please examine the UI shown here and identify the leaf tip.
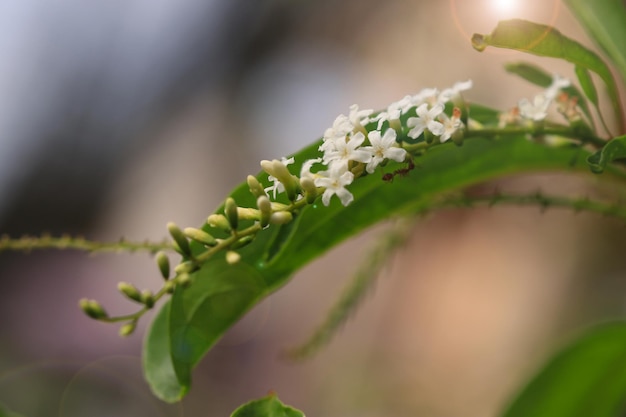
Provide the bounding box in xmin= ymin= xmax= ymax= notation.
xmin=471 ymin=33 xmax=488 ymax=52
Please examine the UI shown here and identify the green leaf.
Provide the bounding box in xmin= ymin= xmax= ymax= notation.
xmin=564 ymin=0 xmax=626 ymax=86
xmin=587 ymin=135 xmax=626 ymax=173
xmin=504 ymin=62 xmax=594 ymax=125
xmin=502 ymin=322 xmax=626 ymax=417
xmin=230 ymin=394 xmax=305 ymax=417
xmin=472 ymin=19 xmax=624 ymax=129
xmin=0 ymin=403 xmax=25 ymax=417
xmin=144 ymin=107 xmax=626 ymax=402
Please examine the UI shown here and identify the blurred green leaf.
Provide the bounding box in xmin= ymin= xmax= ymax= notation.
xmin=0 ymin=403 xmax=25 ymax=417
xmin=472 ymin=19 xmax=624 ymax=129
xmin=564 ymin=0 xmax=626 ymax=85
xmin=504 ymin=62 xmax=594 ymax=125
xmin=230 ymin=394 xmax=305 ymax=417
xmin=502 ymin=322 xmax=626 ymax=417
xmin=587 ymin=135 xmax=626 ymax=173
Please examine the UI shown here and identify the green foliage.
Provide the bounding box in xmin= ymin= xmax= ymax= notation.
xmin=502 ymin=322 xmax=626 ymax=417
xmin=230 ymin=394 xmax=304 ymax=417
xmin=0 ymin=403 xmax=24 ymax=417
xmin=564 ymin=0 xmax=626 ymax=85
xmin=144 ymin=132 xmax=620 ymax=402
xmin=472 ymin=19 xmax=624 ymax=130
xmin=587 ymin=135 xmax=626 ymax=173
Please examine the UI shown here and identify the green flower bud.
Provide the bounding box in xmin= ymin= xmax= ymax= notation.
xmin=247 ymin=175 xmax=267 ymax=199
xmin=224 ymin=197 xmax=239 ymax=230
xmin=270 ymin=202 xmax=289 ymax=211
xmin=174 ymin=261 xmax=196 ymax=274
xmin=183 ymin=227 xmax=217 ymax=246
xmin=207 ymin=214 xmax=231 ymax=232
xmin=271 ymin=160 xmax=299 ymax=201
xmin=156 ymin=251 xmax=170 ymax=280
xmin=119 ymin=322 xmax=136 ymax=337
xmin=257 ymin=196 xmax=272 ymax=227
xmin=299 ymin=177 xmax=317 ymax=204
xmin=141 ymin=290 xmax=154 ymax=308
xmin=176 ymin=273 xmax=192 ymax=287
xmin=226 ymin=251 xmax=241 ymax=265
xmin=236 ymin=207 xmax=260 ymax=221
xmin=79 ymin=298 xmax=108 ymax=320
xmin=270 ymin=211 xmax=293 ymax=225
xmin=167 ymin=222 xmax=191 ymax=256
xmin=117 ymin=282 xmax=142 ymax=303
xmin=164 ymin=280 xmax=176 ymax=294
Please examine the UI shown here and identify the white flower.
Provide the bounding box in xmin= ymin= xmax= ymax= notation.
xmin=439 ymin=80 xmax=473 ymax=103
xmin=545 ymin=74 xmax=570 ymax=100
xmin=407 ymin=103 xmax=445 ymax=138
xmin=264 ymin=156 xmax=294 ymax=199
xmin=362 ymin=129 xmax=407 ymax=174
xmin=323 ymin=114 xmax=353 ymax=143
xmin=348 ymin=104 xmax=373 ymax=127
xmin=411 ymin=87 xmax=439 ymax=107
xmin=322 ymin=131 xmax=372 ymax=168
xmin=373 ymin=95 xmax=412 ymax=129
xmin=518 ymin=93 xmax=550 ymax=121
xmin=314 ymin=164 xmax=355 ymax=206
xmin=438 ymin=108 xmax=463 ymax=143
xmin=300 ymin=157 xmax=322 ymax=180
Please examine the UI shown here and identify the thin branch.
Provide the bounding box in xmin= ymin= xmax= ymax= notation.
xmin=0 ymin=234 xmax=174 ymax=254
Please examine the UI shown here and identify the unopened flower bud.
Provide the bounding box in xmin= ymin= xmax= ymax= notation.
xmin=224 ymin=197 xmax=239 ymax=230
xmin=226 ymin=251 xmax=241 ymax=264
xmin=236 ymin=207 xmax=260 ymax=221
xmin=117 ymin=282 xmax=142 ymax=303
xmin=119 ymin=322 xmax=136 ymax=337
xmin=247 ymin=175 xmax=267 ymax=199
xmin=174 ymin=261 xmax=196 ymax=274
xmin=156 ymin=251 xmax=170 ymax=280
xmin=176 ymin=273 xmax=192 ymax=287
xmin=299 ymin=177 xmax=318 ymax=204
xmin=207 ymin=214 xmax=231 ymax=232
xmin=164 ymin=280 xmax=176 ymax=293
xmin=79 ymin=298 xmax=108 ymax=320
xmin=270 ymin=211 xmax=293 ymax=225
xmin=183 ymin=227 xmax=217 ymax=246
xmin=141 ymin=290 xmax=154 ymax=308
xmin=167 ymin=222 xmax=191 ymax=256
xmin=257 ymin=196 xmax=272 ymax=227
xmin=271 ymin=160 xmax=299 ymax=201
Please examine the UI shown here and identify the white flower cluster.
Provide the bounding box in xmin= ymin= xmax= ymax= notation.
xmin=262 ymin=80 xmax=473 ymax=207
xmin=517 ymin=74 xmax=571 ymax=121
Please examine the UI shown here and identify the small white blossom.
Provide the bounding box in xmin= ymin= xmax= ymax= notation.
xmin=363 ymin=129 xmax=407 ymax=174
xmin=315 ymin=164 xmax=355 ymax=206
xmin=439 ymin=80 xmax=473 ymax=103
xmin=411 ymin=88 xmax=439 ymax=107
xmin=300 ymin=157 xmax=322 ymax=180
xmin=323 ymin=114 xmax=353 ymax=144
xmin=438 ymin=108 xmax=463 ymax=143
xmin=545 ymin=74 xmax=570 ymax=100
xmin=348 ymin=104 xmax=373 ymax=127
xmin=373 ymin=95 xmax=413 ymax=129
xmin=264 ymin=156 xmax=294 ymax=199
xmin=322 ymin=131 xmax=372 ymax=168
xmin=407 ymin=103 xmax=445 ymax=138
xmin=518 ymin=93 xmax=550 ymax=121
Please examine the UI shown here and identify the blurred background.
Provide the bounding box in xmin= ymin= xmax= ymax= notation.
xmin=0 ymin=0 xmax=625 ymax=416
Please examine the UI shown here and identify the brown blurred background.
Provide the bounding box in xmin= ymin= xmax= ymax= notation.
xmin=1 ymin=1 xmax=625 ymax=416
